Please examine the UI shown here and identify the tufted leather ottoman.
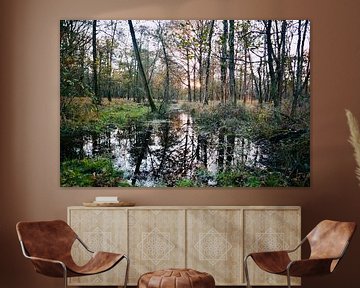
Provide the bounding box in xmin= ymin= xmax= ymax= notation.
xmin=138 ymin=268 xmax=215 ymax=288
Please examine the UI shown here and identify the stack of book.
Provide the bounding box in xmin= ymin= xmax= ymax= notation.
xmin=93 ymin=196 xmax=119 ymax=204
xmin=83 ymin=196 xmax=135 ymax=207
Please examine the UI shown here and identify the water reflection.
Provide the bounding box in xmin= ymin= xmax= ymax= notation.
xmin=62 ymin=111 xmax=265 ymax=186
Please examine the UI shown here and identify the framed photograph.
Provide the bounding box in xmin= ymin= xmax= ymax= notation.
xmin=60 ymin=20 xmax=310 ymax=187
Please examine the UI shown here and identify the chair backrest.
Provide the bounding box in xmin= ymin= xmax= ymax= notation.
xmin=306 ymin=220 xmax=356 ymax=262
xmin=16 ymin=220 xmax=77 ymax=261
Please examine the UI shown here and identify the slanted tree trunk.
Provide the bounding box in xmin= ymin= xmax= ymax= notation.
xmin=128 ymin=20 xmax=157 ymax=112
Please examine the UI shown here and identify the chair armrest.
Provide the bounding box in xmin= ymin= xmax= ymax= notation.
xmin=247 ymin=250 xmax=290 ymax=258
xmin=25 ymin=255 xmax=64 ymax=265
xmin=287 ymin=258 xmax=336 ymax=277
xmin=25 ymin=255 xmax=67 ymax=277
xmin=19 ymin=240 xmax=67 ymax=277
xmin=245 ymin=237 xmax=306 ymax=259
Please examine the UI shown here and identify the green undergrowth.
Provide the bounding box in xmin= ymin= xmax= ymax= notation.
xmin=216 ymin=169 xmax=287 ymax=187
xmin=180 ymin=101 xmax=310 ymax=187
xmin=61 ymin=157 xmax=130 ymax=187
xmin=181 ymin=102 xmax=251 ymax=136
xmin=172 ymin=166 xmax=288 ymax=188
xmin=61 ymin=98 xmax=151 ymax=138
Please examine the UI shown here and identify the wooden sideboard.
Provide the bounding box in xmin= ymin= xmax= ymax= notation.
xmin=67 ymin=206 xmax=301 ymax=286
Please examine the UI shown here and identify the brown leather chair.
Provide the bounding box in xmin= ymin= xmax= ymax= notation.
xmin=244 ymin=220 xmax=356 ymax=288
xmin=16 ymin=220 xmax=129 ymax=288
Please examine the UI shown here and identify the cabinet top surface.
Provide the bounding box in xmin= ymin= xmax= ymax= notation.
xmin=68 ymin=205 xmax=301 ymax=210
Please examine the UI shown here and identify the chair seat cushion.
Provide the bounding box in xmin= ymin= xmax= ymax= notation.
xmin=250 ymin=251 xmax=291 ymax=274
xmin=138 ymin=268 xmax=215 ymax=288
xmin=66 ymin=252 xmax=125 ymax=276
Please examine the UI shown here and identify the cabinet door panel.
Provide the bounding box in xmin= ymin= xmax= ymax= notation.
xmin=187 ymin=209 xmax=243 ymax=285
xmin=243 ymin=209 xmax=301 ymax=286
xmin=68 ymin=208 xmax=127 ymax=286
xmin=128 ymin=209 xmax=186 ymax=284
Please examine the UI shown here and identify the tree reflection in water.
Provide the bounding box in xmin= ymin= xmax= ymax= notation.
xmin=62 ymin=110 xmax=262 ymax=187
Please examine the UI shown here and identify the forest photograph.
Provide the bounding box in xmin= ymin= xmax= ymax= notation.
xmin=60 ymin=20 xmax=310 ymax=188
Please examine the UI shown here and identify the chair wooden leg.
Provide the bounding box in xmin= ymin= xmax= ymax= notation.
xmin=244 ymin=255 xmax=252 ymax=288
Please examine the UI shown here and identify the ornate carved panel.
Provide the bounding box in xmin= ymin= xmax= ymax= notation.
xmin=128 ymin=209 xmax=186 ymax=284
xmin=243 ymin=209 xmax=301 ymax=285
xmin=187 ymin=209 xmax=243 ymax=285
xmin=68 ymin=208 xmax=127 ymax=286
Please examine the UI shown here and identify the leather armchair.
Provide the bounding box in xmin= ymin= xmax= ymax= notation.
xmin=244 ymin=220 xmax=356 ymax=288
xmin=16 ymin=219 xmax=129 ymax=288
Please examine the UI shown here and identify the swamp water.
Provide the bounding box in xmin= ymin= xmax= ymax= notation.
xmin=61 ymin=109 xmax=267 ymax=187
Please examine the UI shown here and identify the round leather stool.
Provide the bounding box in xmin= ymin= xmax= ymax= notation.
xmin=138 ymin=268 xmax=215 ymax=288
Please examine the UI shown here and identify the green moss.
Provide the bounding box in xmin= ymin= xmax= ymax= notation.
xmin=99 ymin=103 xmax=150 ymax=128
xmin=60 ymin=157 xmax=130 ymax=187
xmin=175 ymin=179 xmax=196 ymax=187
xmin=61 ymin=99 xmax=151 ymax=138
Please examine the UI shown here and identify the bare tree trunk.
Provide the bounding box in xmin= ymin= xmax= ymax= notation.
xmin=265 ymin=20 xmax=280 ymax=119
xmin=220 ymin=20 xmax=228 ymax=104
xmin=186 ymin=48 xmax=192 ymax=102
xmin=258 ymin=62 xmax=263 ymax=105
xmin=157 ymin=23 xmax=170 ymax=104
xmin=248 ymin=52 xmax=260 ymax=104
xmin=128 ymin=20 xmax=157 ymax=112
xmin=291 ymin=20 xmax=309 ymax=117
xmin=277 ymin=20 xmax=287 ymax=106
xmin=229 ymin=20 xmax=236 ymax=105
xmin=92 ymin=20 xmax=100 ymax=105
xmin=107 ymin=20 xmax=117 ymax=101
xmin=265 ymin=21 xmax=276 ymax=103
xmin=198 ymin=48 xmax=203 ymax=103
xmin=193 ymin=62 xmax=197 ymax=101
xmin=243 ymin=47 xmax=248 ymax=104
xmin=204 ymin=20 xmax=215 ymax=105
